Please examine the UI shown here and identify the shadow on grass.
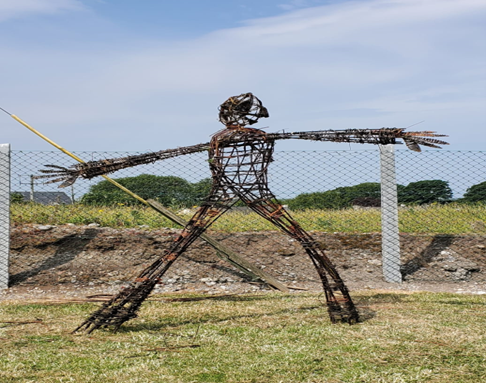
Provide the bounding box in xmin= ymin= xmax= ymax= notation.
xmin=149 ymin=293 xmax=301 ymax=303
xmin=351 ymin=292 xmax=423 ymax=321
xmin=118 ymin=304 xmax=330 ymax=333
xmin=105 ymin=293 xmax=380 ymax=333
xmin=70 ymin=293 xmax=413 ymax=335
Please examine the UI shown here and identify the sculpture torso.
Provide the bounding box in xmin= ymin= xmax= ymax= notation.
xmin=209 ymin=127 xmax=275 ymax=192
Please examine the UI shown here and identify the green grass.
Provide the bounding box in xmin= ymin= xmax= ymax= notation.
xmin=0 ymin=292 xmax=485 ymax=382
xmin=10 ymin=202 xmax=486 ymax=234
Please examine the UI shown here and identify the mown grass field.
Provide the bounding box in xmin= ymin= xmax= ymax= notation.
xmin=1 ymin=292 xmax=485 ymax=383
xmin=10 ymin=202 xmax=486 ymax=234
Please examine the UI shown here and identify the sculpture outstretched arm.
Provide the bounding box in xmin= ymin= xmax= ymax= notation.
xmin=267 ymin=128 xmax=448 ymax=152
xmin=36 ymin=142 xmax=210 ymax=188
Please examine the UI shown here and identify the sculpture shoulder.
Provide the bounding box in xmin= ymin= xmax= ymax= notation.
xmin=211 ymin=127 xmax=269 ymax=145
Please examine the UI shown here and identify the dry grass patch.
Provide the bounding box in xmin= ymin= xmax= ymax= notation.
xmin=10 ymin=202 xmax=486 ymax=234
xmin=1 ymin=291 xmax=485 ymax=382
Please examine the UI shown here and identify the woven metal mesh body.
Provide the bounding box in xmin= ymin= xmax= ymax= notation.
xmin=76 ymin=126 xmax=361 ymax=332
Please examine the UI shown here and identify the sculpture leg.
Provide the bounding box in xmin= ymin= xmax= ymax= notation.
xmin=74 ymin=193 xmax=235 ymax=333
xmin=239 ymin=191 xmax=359 ymax=324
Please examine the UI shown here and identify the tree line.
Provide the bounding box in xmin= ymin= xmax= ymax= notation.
xmin=283 ymin=180 xmax=486 ymax=210
xmin=11 ymin=175 xmax=486 ymax=208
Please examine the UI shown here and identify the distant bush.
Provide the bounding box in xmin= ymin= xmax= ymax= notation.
xmin=460 ymin=181 xmax=486 ymax=203
xmin=287 ymin=190 xmax=347 ymax=210
xmin=352 ymin=197 xmax=381 ymax=207
xmin=397 ymin=180 xmax=453 ymax=205
xmin=10 ymin=192 xmax=25 ymax=203
xmin=81 ymin=174 xmax=212 ymax=207
xmin=191 ymin=178 xmax=213 ymax=204
xmin=287 ymin=182 xmax=381 ymax=210
xmin=287 ymin=180 xmax=455 ymax=210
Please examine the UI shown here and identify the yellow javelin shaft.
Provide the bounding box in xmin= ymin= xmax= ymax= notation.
xmin=5 ymin=110 xmax=289 ymax=291
xmin=9 ymin=114 xmax=149 ymax=205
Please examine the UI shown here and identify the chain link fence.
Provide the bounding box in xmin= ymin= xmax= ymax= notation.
xmin=4 ymin=148 xmax=486 ymax=293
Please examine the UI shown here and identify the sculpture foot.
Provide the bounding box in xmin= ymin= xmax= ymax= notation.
xmin=73 ymin=279 xmax=157 ymax=334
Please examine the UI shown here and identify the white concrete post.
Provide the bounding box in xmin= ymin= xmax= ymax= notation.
xmin=0 ymin=144 xmax=10 ymax=289
xmin=379 ymin=145 xmax=402 ymax=283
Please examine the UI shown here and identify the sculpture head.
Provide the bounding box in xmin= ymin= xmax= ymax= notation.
xmin=219 ymin=93 xmax=269 ymax=127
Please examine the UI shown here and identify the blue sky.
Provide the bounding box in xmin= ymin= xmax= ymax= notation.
xmin=1 ymin=0 xmax=485 ymax=152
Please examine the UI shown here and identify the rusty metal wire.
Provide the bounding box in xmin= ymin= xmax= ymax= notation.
xmin=218 ymin=92 xmax=269 ymax=127
xmin=35 ymin=143 xmax=211 ymax=188
xmin=19 ymin=93 xmax=450 ymax=332
xmin=269 ymin=129 xmax=448 ymax=151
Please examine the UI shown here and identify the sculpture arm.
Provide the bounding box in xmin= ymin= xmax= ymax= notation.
xmin=267 ymin=128 xmax=448 ymax=151
xmin=37 ymin=142 xmax=210 ymax=187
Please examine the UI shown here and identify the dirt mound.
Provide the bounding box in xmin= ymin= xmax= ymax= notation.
xmin=7 ymin=224 xmax=486 ymax=297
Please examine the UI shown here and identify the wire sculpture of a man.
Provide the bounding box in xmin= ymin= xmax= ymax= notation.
xmin=41 ymin=93 xmax=448 ymax=333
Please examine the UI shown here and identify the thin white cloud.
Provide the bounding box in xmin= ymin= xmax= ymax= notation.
xmin=1 ymin=0 xmax=485 ymax=151
xmin=240 ymin=0 xmax=485 ymax=45
xmin=89 ymin=0 xmax=485 ymax=110
xmin=0 ymin=0 xmax=84 ymax=22
xmin=278 ymin=0 xmax=313 ymax=11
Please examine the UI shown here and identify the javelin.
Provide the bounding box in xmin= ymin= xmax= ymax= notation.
xmin=1 ymin=107 xmax=289 ymax=291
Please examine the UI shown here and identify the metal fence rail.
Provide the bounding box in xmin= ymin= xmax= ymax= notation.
xmin=3 ymin=148 xmax=486 ymax=290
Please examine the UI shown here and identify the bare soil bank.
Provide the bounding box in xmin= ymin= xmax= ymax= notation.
xmin=5 ymin=224 xmax=486 ymax=299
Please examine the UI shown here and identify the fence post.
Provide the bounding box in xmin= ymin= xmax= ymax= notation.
xmin=30 ymin=175 xmax=35 ymax=202
xmin=0 ymin=144 xmax=10 ymax=289
xmin=379 ymin=144 xmax=402 ymax=283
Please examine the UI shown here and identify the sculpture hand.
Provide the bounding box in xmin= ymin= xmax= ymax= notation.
xmin=396 ymin=130 xmax=449 ymax=152
xmin=35 ymin=164 xmax=85 ymax=188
